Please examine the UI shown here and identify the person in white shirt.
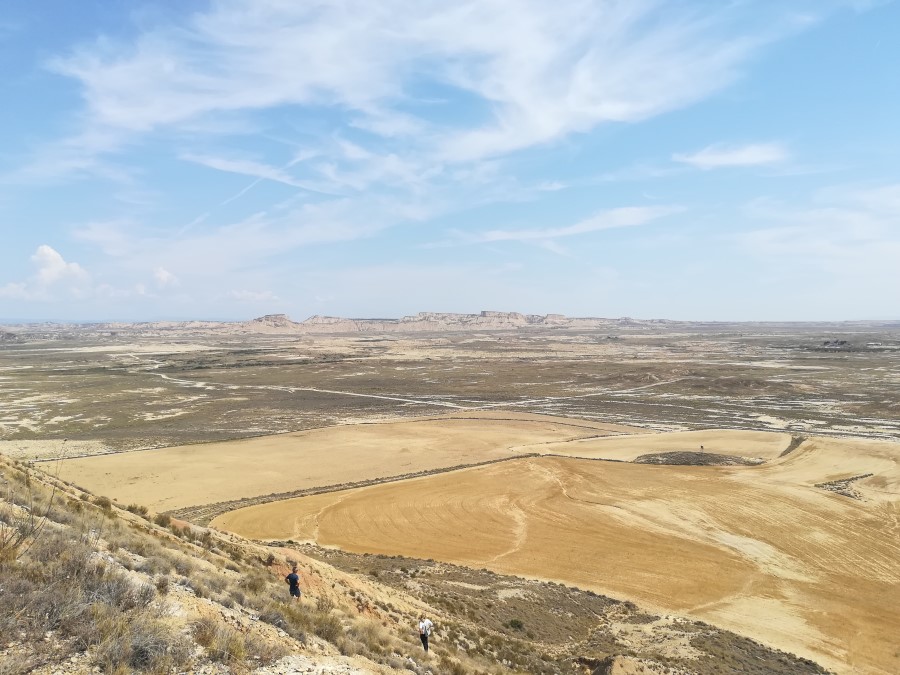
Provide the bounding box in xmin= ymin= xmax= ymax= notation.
xmin=417 ymin=616 xmax=434 ymax=652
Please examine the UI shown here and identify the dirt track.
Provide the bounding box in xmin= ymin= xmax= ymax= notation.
xmin=213 ymin=434 xmax=900 ymax=675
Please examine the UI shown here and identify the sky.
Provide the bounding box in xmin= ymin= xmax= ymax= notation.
xmin=1 ymin=0 xmax=898 ymax=322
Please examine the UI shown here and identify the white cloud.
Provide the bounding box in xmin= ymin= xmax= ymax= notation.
xmin=0 ymin=245 xmax=90 ymax=301
xmin=673 ymin=143 xmax=789 ymax=169
xmin=31 ymin=245 xmax=89 ymax=286
xmin=154 ymin=267 xmax=178 ymax=288
xmin=476 ymin=206 xmax=680 ymax=243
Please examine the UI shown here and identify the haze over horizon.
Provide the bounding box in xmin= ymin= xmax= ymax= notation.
xmin=1 ymin=1 xmax=898 ymax=322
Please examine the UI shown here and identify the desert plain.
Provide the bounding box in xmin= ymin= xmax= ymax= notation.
xmin=2 ymin=315 xmax=899 ymax=674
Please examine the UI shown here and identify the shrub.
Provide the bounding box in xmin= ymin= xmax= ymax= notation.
xmin=168 ymin=554 xmax=193 ymax=576
xmin=244 ymin=632 xmax=288 ymax=665
xmin=192 ymin=616 xmax=246 ymax=664
xmin=126 ymin=504 xmax=149 ymax=516
xmin=316 ymin=595 xmax=335 ymax=613
xmin=244 ymin=573 xmax=268 ymax=594
xmin=154 ymin=575 xmax=170 ymax=595
xmin=93 ymin=610 xmax=192 ymax=674
xmin=349 ymin=619 xmax=391 ymax=655
xmin=153 ymin=513 xmax=171 ymax=528
xmin=257 ymin=601 xmax=308 ymax=642
xmin=312 ymin=611 xmax=343 ymax=642
xmin=439 ymin=656 xmax=470 ymax=675
xmin=258 ymin=605 xmax=288 ymax=630
xmin=190 ymin=580 xmax=209 ymax=598
xmin=1 ymin=485 xmax=57 ymax=566
xmin=505 ymin=618 xmax=524 ymax=631
xmin=0 ymin=650 xmax=41 ymax=675
xmin=93 ymin=495 xmax=113 ymax=511
xmin=204 ymin=573 xmax=227 ymax=594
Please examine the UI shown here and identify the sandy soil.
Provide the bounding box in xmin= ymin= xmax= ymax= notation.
xmin=54 ymin=413 xmax=633 ymax=511
xmin=213 ymin=435 xmax=900 ymax=675
xmin=531 ymin=429 xmax=792 ymax=461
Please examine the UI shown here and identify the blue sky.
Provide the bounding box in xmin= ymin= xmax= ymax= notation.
xmin=1 ymin=0 xmax=898 ymax=321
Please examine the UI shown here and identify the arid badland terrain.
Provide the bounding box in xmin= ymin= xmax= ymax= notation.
xmin=2 ymin=312 xmax=899 ymax=675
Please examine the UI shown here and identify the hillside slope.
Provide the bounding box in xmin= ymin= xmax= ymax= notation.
xmin=1 ymin=454 xmax=833 ymax=675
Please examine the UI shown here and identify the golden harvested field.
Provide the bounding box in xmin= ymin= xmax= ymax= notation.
xmin=214 ymin=434 xmax=900 ymax=675
xmin=55 ymin=412 xmax=635 ymax=511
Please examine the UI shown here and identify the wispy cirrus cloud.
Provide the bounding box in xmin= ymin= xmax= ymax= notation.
xmin=466 ymin=206 xmax=680 ymax=244
xmin=71 ymin=194 xmax=424 ymax=287
xmin=41 ymin=1 xmax=836 ymax=173
xmin=180 ymin=153 xmax=336 ymax=200
xmin=673 ymin=142 xmax=789 ymax=169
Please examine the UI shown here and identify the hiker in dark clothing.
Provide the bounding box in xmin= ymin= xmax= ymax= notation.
xmin=285 ymin=565 xmax=301 ymax=601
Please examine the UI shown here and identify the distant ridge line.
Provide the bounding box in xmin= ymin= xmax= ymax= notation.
xmin=3 ymin=311 xmax=900 ymax=336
